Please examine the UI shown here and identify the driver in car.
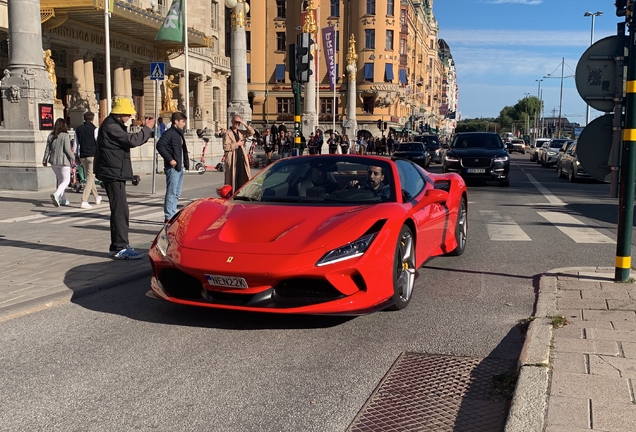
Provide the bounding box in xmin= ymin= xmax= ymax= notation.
xmin=347 ymin=165 xmax=391 ymax=200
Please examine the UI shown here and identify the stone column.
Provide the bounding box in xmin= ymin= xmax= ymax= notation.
xmin=123 ymin=61 xmax=132 ymax=99
xmin=113 ymin=60 xmax=125 ymax=99
xmin=0 ymin=0 xmax=56 ymax=190
xmin=226 ymin=0 xmax=252 ymax=126
xmin=194 ymin=75 xmax=207 ymax=129
xmin=68 ymin=49 xmax=87 ymax=127
xmin=177 ymin=72 xmax=186 ymax=113
xmin=344 ymin=34 xmax=358 ymax=140
xmin=83 ymin=51 xmax=98 ymax=115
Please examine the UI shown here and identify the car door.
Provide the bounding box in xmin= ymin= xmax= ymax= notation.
xmin=395 ymin=160 xmax=446 ymax=260
xmin=562 ymin=143 xmax=576 ymax=175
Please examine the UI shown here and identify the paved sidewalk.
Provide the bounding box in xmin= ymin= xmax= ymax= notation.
xmin=0 ymin=170 xmax=228 ymax=319
xmin=506 ymin=267 xmax=636 ymax=432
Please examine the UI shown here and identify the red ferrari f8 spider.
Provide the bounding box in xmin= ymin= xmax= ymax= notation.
xmin=149 ymin=154 xmax=467 ymax=315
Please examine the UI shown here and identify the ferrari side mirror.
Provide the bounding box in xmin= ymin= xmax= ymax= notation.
xmin=216 ymin=185 xmax=233 ymax=199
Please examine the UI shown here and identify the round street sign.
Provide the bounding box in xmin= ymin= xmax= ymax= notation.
xmin=576 ymin=114 xmax=613 ymax=183
xmin=575 ymin=36 xmax=622 ymax=113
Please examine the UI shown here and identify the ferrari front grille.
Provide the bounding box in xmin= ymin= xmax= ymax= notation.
xmin=158 ymin=268 xmax=204 ymax=300
xmin=272 ymin=278 xmax=345 ymax=306
xmin=461 ymin=157 xmax=492 ymax=168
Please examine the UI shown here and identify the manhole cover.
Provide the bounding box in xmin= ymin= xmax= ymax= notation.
xmin=347 ymin=352 xmax=517 ymax=432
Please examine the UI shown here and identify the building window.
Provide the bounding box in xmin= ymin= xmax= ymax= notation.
xmin=277 ymin=97 xmax=293 ymax=114
xmin=330 ymin=0 xmax=339 ymax=17
xmin=247 ymin=64 xmax=251 ymax=83
xmin=385 ymin=30 xmax=394 ymax=50
xmin=211 ymin=0 xmax=218 ymax=29
xmin=363 ymin=97 xmax=375 ymax=114
xmin=400 ymin=9 xmax=406 ymax=26
xmin=365 ymin=29 xmax=375 ymax=49
xmin=366 ymin=0 xmax=375 ymax=15
xmin=246 ymin=31 xmax=251 ymax=51
xmin=399 ymin=38 xmax=406 ymax=55
xmin=430 ymin=39 xmax=434 ymax=50
xmin=245 ymin=0 xmax=250 ymax=17
xmin=386 ymin=0 xmax=394 ymax=16
xmin=276 ymin=32 xmax=286 ymax=52
xmin=320 ymin=98 xmax=334 ymax=114
xmin=276 ymin=0 xmax=286 ymax=18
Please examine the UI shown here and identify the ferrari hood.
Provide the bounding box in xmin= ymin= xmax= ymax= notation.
xmin=174 ymin=199 xmax=376 ymax=255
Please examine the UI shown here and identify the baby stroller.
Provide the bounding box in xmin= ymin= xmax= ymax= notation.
xmin=69 ymin=156 xmax=137 ymax=193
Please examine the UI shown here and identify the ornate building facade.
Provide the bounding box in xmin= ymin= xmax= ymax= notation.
xmin=245 ymin=0 xmax=457 ymax=138
xmin=0 ymin=0 xmax=230 ymax=190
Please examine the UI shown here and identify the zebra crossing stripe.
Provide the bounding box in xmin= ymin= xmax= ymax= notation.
xmin=479 ymin=210 xmax=532 ymax=241
xmin=537 ymin=211 xmax=614 ymax=244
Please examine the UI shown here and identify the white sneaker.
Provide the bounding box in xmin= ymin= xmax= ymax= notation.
xmin=96 ymin=196 xmax=102 ymax=205
xmin=81 ymin=202 xmax=92 ymax=209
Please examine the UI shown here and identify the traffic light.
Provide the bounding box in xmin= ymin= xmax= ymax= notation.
xmin=383 ymin=122 xmax=388 ymax=130
xmin=296 ymin=33 xmax=314 ymax=83
xmin=288 ymin=44 xmax=298 ymax=82
xmin=377 ymin=119 xmax=382 ymax=130
xmin=617 ymin=0 xmax=627 ymax=16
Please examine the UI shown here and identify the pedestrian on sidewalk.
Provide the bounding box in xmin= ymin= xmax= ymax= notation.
xmin=95 ymin=98 xmax=155 ymax=260
xmin=42 ymin=118 xmax=74 ymax=207
xmin=156 ymin=112 xmax=189 ymax=224
xmin=223 ymin=115 xmax=254 ymax=191
xmin=75 ymin=111 xmax=102 ymax=209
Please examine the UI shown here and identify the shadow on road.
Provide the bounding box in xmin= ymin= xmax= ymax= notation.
xmin=68 ymin=260 xmax=354 ymax=330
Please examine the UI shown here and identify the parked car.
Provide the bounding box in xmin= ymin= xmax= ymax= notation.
xmin=392 ymin=142 xmax=431 ymax=167
xmin=442 ymin=132 xmax=510 ymax=187
xmin=413 ymin=135 xmax=443 ymax=163
xmin=554 ymin=141 xmax=575 ymax=173
xmin=508 ymin=139 xmax=526 ymax=154
xmin=557 ymin=142 xmax=591 ymax=182
xmin=540 ymin=139 xmax=573 ymax=168
xmin=529 ymin=138 xmax=550 ymax=162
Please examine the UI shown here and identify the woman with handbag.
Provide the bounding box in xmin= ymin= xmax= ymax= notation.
xmin=42 ymin=118 xmax=74 ymax=207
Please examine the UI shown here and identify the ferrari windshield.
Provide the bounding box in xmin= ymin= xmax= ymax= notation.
xmin=233 ymin=156 xmax=396 ymax=204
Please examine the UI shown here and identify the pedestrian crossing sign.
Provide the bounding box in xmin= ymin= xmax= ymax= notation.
xmin=150 ymin=62 xmax=165 ymax=81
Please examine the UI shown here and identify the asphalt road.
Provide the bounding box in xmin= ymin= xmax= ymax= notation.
xmin=0 ymin=153 xmax=625 ymax=431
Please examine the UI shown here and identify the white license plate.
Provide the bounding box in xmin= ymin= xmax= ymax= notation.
xmin=205 ymin=274 xmax=249 ymax=289
xmin=466 ymin=168 xmax=486 ymax=174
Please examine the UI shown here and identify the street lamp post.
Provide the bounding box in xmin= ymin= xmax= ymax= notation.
xmin=524 ymin=92 xmax=530 ymax=136
xmin=584 ymin=11 xmax=603 ymax=126
xmin=536 ymin=79 xmax=543 ymax=138
xmin=543 ymin=58 xmax=573 ymax=138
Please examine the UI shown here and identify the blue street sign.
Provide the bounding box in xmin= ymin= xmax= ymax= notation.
xmin=150 ymin=62 xmax=165 ymax=81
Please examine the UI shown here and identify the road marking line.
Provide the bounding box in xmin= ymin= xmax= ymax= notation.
xmin=0 ymin=212 xmax=67 ymax=223
xmin=526 ymin=173 xmax=566 ymax=206
xmin=537 ymin=211 xmax=614 ymax=244
xmin=480 ymin=210 xmax=532 ymax=241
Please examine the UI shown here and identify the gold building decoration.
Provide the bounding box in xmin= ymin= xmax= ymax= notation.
xmin=346 ymin=34 xmax=358 ymax=82
xmin=302 ymin=0 xmax=317 ymax=35
xmin=43 ymin=49 xmax=57 ymax=99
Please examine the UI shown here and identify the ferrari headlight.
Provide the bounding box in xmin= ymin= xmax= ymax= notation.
xmin=156 ymin=225 xmax=170 ymax=257
xmin=494 ymin=155 xmax=509 ymax=162
xmin=316 ymin=232 xmax=378 ymax=266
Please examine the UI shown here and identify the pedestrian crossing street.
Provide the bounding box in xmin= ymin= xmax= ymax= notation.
xmin=0 ymin=197 xmax=616 ymax=244
xmin=0 ymin=197 xmax=170 ymax=227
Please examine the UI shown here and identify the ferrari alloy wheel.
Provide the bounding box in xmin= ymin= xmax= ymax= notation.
xmin=449 ymin=198 xmax=467 ymax=256
xmin=388 ymin=225 xmax=416 ymax=311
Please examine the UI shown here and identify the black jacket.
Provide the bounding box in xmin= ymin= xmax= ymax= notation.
xmin=75 ymin=121 xmax=97 ymax=158
xmin=95 ymin=114 xmax=152 ymax=181
xmin=156 ymin=126 xmax=189 ymax=171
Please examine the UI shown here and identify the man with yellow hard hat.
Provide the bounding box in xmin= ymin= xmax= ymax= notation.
xmin=95 ymin=98 xmax=155 ymax=260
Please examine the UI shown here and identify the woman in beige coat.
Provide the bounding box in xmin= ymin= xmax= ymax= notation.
xmin=42 ymin=118 xmax=74 ymax=207
xmin=223 ymin=115 xmax=255 ymax=191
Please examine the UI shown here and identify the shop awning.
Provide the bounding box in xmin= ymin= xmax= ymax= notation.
xmin=363 ymin=63 xmax=374 ymax=80
xmin=385 ymin=64 xmax=394 ymax=82
xmin=399 ymin=69 xmax=407 ymax=84
xmin=275 ymin=64 xmax=286 ymax=81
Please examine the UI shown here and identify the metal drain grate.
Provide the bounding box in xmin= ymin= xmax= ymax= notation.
xmin=347 ymin=352 xmax=517 ymax=432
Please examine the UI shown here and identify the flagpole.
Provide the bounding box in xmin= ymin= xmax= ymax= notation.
xmin=332 ymin=55 xmax=336 ymax=134
xmin=183 ymin=0 xmax=190 ymax=130
xmin=104 ymin=0 xmax=112 ymax=115
xmin=315 ymin=6 xmax=320 ymax=134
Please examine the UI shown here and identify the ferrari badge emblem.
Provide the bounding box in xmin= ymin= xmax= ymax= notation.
xmin=226 ymin=256 xmax=234 ymax=263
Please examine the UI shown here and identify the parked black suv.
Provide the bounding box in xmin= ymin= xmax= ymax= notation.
xmin=443 ymin=132 xmax=510 ymax=187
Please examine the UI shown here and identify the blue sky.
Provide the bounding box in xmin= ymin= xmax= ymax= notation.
xmin=434 ymin=0 xmax=617 ymax=124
